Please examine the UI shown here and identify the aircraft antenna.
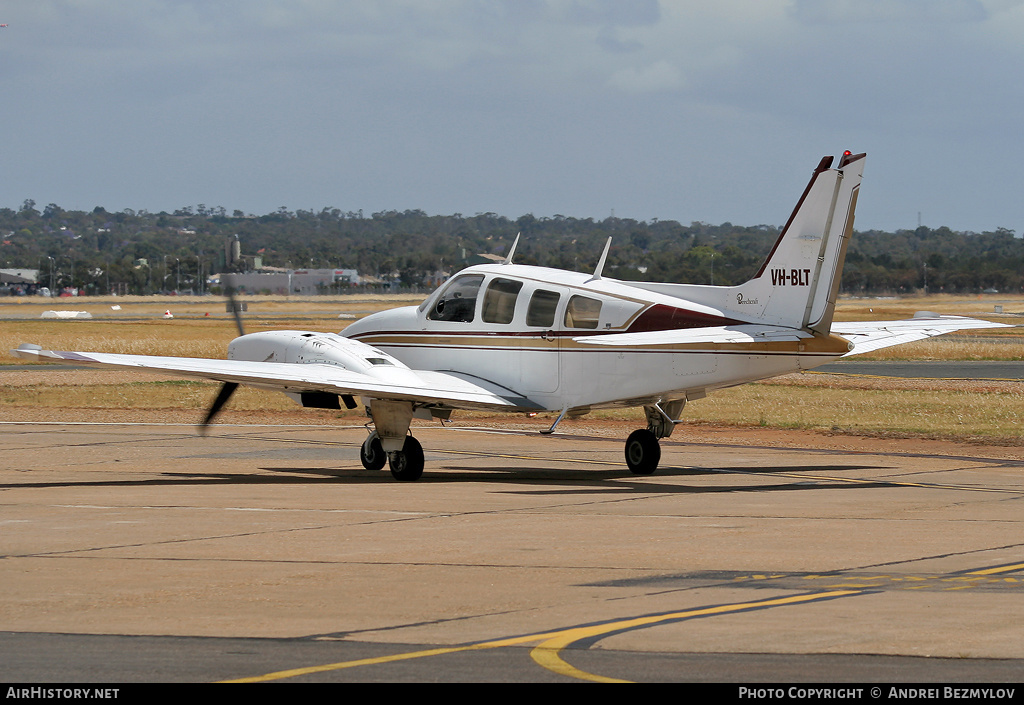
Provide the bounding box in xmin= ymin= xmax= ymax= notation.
xmin=588 ymin=237 xmax=613 ymax=281
xmin=503 ymin=232 xmax=521 ymax=265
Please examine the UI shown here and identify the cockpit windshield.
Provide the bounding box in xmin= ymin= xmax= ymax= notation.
xmin=426 ymin=274 xmax=484 ymax=323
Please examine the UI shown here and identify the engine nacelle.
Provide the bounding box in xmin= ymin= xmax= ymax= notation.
xmin=227 ymin=330 xmax=429 ymax=411
xmin=227 ymin=330 xmax=408 ymax=373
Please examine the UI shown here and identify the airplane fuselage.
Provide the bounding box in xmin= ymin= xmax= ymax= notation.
xmin=342 ymin=263 xmax=851 ymax=414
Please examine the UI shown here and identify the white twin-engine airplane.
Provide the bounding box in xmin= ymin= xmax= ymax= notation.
xmin=13 ymin=151 xmax=1008 ymax=480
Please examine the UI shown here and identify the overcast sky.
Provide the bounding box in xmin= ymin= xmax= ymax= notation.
xmin=3 ymin=0 xmax=1023 ymax=232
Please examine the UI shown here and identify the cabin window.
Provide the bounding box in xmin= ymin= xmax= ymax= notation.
xmin=526 ymin=289 xmax=560 ymax=327
xmin=481 ymin=277 xmax=523 ymax=324
xmin=427 ymin=274 xmax=484 ymax=322
xmin=564 ymin=295 xmax=602 ymax=329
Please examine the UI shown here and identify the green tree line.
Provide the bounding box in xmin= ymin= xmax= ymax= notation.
xmin=2 ymin=200 xmax=1021 ymax=295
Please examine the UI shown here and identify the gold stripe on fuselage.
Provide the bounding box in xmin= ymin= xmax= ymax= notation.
xmin=349 ymin=332 xmax=852 ymax=357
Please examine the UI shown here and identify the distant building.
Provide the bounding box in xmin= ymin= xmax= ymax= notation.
xmin=213 ymin=268 xmax=361 ymax=295
xmin=1 ymin=268 xmax=39 ymax=295
xmin=465 ymin=253 xmax=505 ymax=266
xmin=0 ymin=268 xmax=38 ymax=285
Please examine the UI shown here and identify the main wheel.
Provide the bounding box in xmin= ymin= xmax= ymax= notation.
xmin=625 ymin=429 xmax=661 ymax=475
xmin=388 ymin=436 xmax=424 ymax=481
xmin=360 ymin=433 xmax=386 ymax=470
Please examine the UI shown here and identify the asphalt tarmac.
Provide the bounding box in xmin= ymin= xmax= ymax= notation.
xmin=2 ymin=420 xmax=1023 ymax=683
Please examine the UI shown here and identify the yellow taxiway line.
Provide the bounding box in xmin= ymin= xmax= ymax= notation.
xmin=222 ymin=589 xmax=861 ymax=683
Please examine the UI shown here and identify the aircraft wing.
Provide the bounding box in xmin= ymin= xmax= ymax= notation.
xmin=9 ymin=346 xmax=539 ymax=411
xmin=572 ymin=324 xmax=812 ymax=347
xmin=831 ymin=315 xmax=1012 ymax=356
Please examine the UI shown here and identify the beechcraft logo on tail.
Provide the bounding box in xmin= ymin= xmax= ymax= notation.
xmin=771 ymin=268 xmax=811 ymax=286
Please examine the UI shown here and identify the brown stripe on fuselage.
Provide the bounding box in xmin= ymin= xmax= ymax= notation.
xmin=624 ymin=303 xmax=742 ymax=332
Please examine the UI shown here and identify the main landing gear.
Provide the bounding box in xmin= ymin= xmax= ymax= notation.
xmin=386 ymin=436 xmax=424 ymax=481
xmin=361 ymin=431 xmax=424 ymax=481
xmin=624 ymin=400 xmax=686 ymax=475
xmin=359 ymin=433 xmax=386 ymax=470
xmin=625 ymin=429 xmax=660 ymax=475
xmin=361 ymin=400 xmax=426 ymax=481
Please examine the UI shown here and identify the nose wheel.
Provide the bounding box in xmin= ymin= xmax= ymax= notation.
xmin=625 ymin=429 xmax=661 ymax=475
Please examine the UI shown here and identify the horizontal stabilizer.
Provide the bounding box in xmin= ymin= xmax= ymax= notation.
xmin=832 ymin=316 xmax=1012 ymax=356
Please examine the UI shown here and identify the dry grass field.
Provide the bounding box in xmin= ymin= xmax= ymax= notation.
xmin=2 ymin=292 xmax=1022 ymax=443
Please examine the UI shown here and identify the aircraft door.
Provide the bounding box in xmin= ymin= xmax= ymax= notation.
xmin=519 ymin=287 xmax=563 ymax=393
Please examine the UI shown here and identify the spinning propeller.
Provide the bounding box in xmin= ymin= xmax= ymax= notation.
xmin=198 ymin=275 xmax=242 ymax=434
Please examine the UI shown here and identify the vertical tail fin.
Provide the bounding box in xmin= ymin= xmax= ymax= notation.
xmin=736 ymin=151 xmax=864 ymax=333
xmin=630 ymin=151 xmax=865 ymax=334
